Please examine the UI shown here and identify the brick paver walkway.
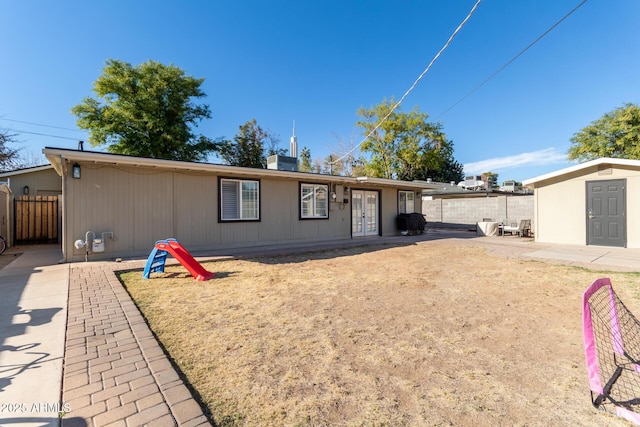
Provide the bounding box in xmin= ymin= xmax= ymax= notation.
xmin=62 ymin=264 xmax=211 ymax=426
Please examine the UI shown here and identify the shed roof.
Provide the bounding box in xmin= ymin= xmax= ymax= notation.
xmin=43 ymin=147 xmax=444 ymax=190
xmin=522 ymin=157 xmax=640 ymax=188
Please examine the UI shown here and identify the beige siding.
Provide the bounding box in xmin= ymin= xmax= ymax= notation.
xmin=6 ymin=168 xmax=61 ymax=196
xmin=67 ymin=163 xmax=134 ymax=256
xmin=132 ymin=170 xmax=175 ymax=249
xmin=628 ymin=176 xmax=640 ymax=248
xmin=2 ymin=168 xmax=62 ymax=245
xmin=260 ymin=179 xmax=297 ymax=241
xmin=380 ymin=188 xmax=397 ymax=236
xmin=378 ymin=187 xmax=422 ymax=236
xmin=533 ymin=166 xmax=640 ymax=247
xmin=174 ymin=173 xmax=217 ymax=247
xmin=534 ymin=179 xmax=585 ymax=244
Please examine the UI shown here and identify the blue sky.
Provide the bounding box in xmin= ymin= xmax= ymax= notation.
xmin=1 ymin=0 xmax=639 ymax=183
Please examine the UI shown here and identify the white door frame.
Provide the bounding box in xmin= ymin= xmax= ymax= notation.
xmin=352 ymin=190 xmax=379 ymax=237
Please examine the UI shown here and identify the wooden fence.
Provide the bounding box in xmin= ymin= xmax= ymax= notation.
xmin=14 ymin=195 xmax=59 ymax=243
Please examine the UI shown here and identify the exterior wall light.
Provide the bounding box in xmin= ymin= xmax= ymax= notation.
xmin=72 ymin=163 xmax=81 ymax=179
xmin=23 ymin=185 xmax=29 ymax=195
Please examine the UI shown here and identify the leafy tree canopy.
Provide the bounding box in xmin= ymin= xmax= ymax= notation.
xmin=356 ymin=98 xmax=463 ymax=182
xmin=216 ymin=119 xmax=284 ymax=168
xmin=72 ymin=59 xmax=218 ymax=162
xmin=568 ymin=103 xmax=640 ymax=162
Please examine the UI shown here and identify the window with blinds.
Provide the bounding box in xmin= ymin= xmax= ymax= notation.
xmin=398 ymin=190 xmax=414 ymax=214
xmin=220 ymin=179 xmax=259 ymax=220
xmin=301 ymin=183 xmax=328 ymax=219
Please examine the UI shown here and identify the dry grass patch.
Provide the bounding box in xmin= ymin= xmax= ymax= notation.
xmin=118 ymin=241 xmax=639 ymax=426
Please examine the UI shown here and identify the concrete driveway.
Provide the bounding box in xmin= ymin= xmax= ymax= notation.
xmin=0 ymin=245 xmax=69 ymax=426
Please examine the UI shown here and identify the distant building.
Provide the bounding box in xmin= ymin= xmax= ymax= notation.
xmin=457 ymin=175 xmax=485 ymax=191
xmin=499 ymin=180 xmax=518 ymax=192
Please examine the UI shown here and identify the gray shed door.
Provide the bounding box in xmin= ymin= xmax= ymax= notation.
xmin=586 ymin=179 xmax=626 ymax=247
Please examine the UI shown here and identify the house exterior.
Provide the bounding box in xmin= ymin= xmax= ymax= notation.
xmin=43 ymin=147 xmax=440 ymax=262
xmin=0 ymin=165 xmax=62 ymax=198
xmin=0 ymin=165 xmax=62 ymax=247
xmin=523 ymin=158 xmax=640 ymax=248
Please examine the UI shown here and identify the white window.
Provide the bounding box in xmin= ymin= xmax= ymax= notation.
xmin=220 ymin=179 xmax=259 ymax=221
xmin=398 ymin=190 xmax=415 ymax=214
xmin=301 ymin=183 xmax=328 ymax=219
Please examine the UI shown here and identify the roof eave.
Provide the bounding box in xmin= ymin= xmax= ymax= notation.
xmin=42 ymin=147 xmax=444 ymax=189
xmin=0 ymin=164 xmax=54 ymax=178
xmin=42 ymin=147 xmax=351 ymax=183
xmin=522 ymin=157 xmax=640 ymax=188
xmin=355 ymin=176 xmax=443 ymax=190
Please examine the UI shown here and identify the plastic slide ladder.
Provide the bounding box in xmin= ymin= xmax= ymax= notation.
xmin=142 ymin=238 xmax=215 ymax=281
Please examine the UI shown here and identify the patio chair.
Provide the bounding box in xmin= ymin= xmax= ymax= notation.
xmin=501 ymin=221 xmax=518 ymax=236
xmin=518 ymin=219 xmax=531 ymax=237
xmin=502 ymin=219 xmax=531 ymax=237
xmin=582 ymin=278 xmax=640 ymax=425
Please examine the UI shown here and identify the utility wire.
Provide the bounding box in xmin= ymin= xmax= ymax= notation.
xmin=436 ymin=0 xmax=588 ymax=119
xmin=2 ymin=128 xmax=82 ymax=141
xmin=331 ymin=0 xmax=483 ymax=165
xmin=0 ymin=117 xmax=84 ymax=132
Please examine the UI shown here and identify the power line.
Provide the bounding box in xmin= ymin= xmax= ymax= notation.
xmin=436 ymin=0 xmax=588 ymax=119
xmin=0 ymin=117 xmax=84 ymax=132
xmin=332 ymin=0 xmax=483 ymax=165
xmin=2 ymin=128 xmax=82 ymax=141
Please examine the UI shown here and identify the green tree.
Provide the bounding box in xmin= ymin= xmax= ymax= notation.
xmin=299 ymin=146 xmax=312 ymax=172
xmin=72 ymin=59 xmax=218 ymax=161
xmin=568 ymin=103 xmax=640 ymax=162
xmin=356 ymin=98 xmax=461 ymax=181
xmin=216 ymin=119 xmax=281 ymax=168
xmin=429 ymin=148 xmax=464 ymax=183
xmin=0 ymin=130 xmax=20 ymax=171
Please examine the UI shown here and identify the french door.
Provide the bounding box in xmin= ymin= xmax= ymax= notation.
xmin=352 ymin=190 xmax=379 ymax=237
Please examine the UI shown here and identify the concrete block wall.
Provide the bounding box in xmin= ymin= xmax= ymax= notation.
xmin=422 ymin=194 xmax=534 ymax=229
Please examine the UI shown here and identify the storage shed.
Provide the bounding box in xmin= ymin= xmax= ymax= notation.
xmin=523 ymin=158 xmax=640 ymax=248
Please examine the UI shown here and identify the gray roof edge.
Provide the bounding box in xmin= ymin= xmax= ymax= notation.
xmin=42 ymin=147 xmax=440 ymax=189
xmin=0 ymin=164 xmax=53 ymax=177
xmin=522 ymin=157 xmax=640 ymax=187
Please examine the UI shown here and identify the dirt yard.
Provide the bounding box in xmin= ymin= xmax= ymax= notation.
xmin=119 ymin=240 xmax=639 ymax=426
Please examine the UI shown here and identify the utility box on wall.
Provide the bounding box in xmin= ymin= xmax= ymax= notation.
xmin=334 ymin=185 xmax=344 ymax=202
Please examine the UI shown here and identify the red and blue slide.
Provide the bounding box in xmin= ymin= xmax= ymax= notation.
xmin=143 ymin=238 xmax=215 ymax=281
